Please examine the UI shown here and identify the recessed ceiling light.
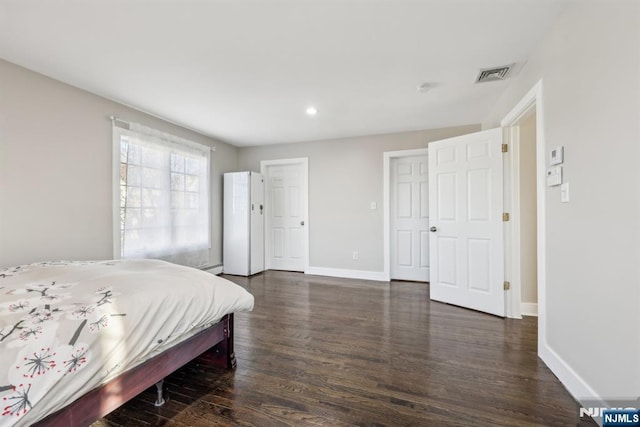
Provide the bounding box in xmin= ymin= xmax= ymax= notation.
xmin=306 ymin=106 xmax=318 ymax=116
xmin=417 ymin=83 xmax=433 ymax=93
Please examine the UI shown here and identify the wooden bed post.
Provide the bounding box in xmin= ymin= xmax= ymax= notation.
xmin=199 ymin=313 xmax=237 ymax=369
xmin=226 ymin=312 xmax=236 ymax=369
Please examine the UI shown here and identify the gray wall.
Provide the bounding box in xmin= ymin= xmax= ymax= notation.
xmin=482 ymin=1 xmax=639 ymax=399
xmin=238 ymin=125 xmax=479 ymax=273
xmin=0 ymin=60 xmax=238 ymax=268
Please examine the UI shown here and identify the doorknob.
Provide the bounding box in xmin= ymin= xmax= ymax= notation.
xmin=301 ymin=221 xmax=305 ymax=226
xmin=430 ymin=226 xmax=437 ymax=232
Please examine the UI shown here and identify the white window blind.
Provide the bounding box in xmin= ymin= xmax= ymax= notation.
xmin=113 ymin=121 xmax=211 ymax=268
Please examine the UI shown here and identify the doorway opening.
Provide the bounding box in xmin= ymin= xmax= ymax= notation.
xmin=501 ymin=80 xmax=546 ymax=333
xmin=512 ymin=111 xmax=538 ymax=317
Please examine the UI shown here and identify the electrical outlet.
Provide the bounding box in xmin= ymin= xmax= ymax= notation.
xmin=352 ymin=251 xmax=359 ymax=260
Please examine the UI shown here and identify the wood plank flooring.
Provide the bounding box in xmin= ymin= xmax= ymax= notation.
xmin=94 ymin=271 xmax=595 ymax=426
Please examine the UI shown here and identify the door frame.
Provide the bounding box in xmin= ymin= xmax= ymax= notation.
xmin=500 ymin=80 xmax=546 ymax=327
xmin=260 ymin=157 xmax=309 ymax=273
xmin=383 ymin=148 xmax=429 ymax=282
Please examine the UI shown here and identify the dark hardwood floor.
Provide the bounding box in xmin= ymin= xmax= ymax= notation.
xmin=94 ymin=271 xmax=594 ymax=426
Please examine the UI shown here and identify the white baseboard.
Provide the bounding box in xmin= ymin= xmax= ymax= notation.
xmin=305 ymin=266 xmax=388 ymax=282
xmin=539 ymin=341 xmax=603 ymax=414
xmin=203 ymin=265 xmax=223 ymax=275
xmin=520 ymin=302 xmax=538 ymax=317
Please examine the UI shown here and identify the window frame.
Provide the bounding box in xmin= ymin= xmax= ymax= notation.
xmin=112 ymin=125 xmax=212 ymax=264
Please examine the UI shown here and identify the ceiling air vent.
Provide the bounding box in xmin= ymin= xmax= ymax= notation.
xmin=476 ymin=65 xmax=512 ymax=83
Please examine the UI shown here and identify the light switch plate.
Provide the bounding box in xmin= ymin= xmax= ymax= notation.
xmin=546 ymin=166 xmax=562 ymax=187
xmin=560 ymin=183 xmax=570 ymax=203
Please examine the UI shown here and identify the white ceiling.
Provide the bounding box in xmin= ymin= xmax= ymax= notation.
xmin=0 ymin=0 xmax=569 ymax=147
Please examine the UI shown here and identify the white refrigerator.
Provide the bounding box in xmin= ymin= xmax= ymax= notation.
xmin=223 ymin=171 xmax=265 ymax=276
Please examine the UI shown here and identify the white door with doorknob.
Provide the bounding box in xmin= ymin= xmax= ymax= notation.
xmin=428 ymin=128 xmax=505 ymax=316
xmin=390 ymin=154 xmax=430 ymax=282
xmin=263 ymin=161 xmax=307 ymax=272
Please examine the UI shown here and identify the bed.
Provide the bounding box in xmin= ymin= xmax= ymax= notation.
xmin=0 ymin=259 xmax=254 ymax=427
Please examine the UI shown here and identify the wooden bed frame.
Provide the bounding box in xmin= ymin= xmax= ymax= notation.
xmin=33 ymin=313 xmax=236 ymax=427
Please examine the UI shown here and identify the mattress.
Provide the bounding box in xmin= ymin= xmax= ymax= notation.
xmin=0 ymin=259 xmax=254 ymax=426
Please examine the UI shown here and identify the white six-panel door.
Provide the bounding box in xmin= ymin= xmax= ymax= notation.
xmin=264 ymin=162 xmax=306 ymax=272
xmin=428 ymin=128 xmax=505 ymax=317
xmin=390 ymin=155 xmax=430 ymax=281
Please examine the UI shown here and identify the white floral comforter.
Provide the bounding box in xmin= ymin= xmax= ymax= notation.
xmin=0 ymin=259 xmax=254 ymax=427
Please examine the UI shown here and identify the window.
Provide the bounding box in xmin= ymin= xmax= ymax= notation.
xmin=113 ymin=121 xmax=211 ymax=268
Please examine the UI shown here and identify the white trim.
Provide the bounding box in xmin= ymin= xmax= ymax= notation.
xmin=203 ymin=265 xmax=223 ymax=275
xmin=382 ymin=148 xmax=429 ymax=282
xmin=503 ymin=126 xmax=523 ymax=319
xmin=501 ymin=80 xmax=546 ymax=351
xmin=501 ymin=83 xmax=539 ymax=126
xmin=260 ymin=158 xmax=309 ymax=274
xmin=502 ymin=81 xmax=599 ymax=405
xmin=306 ymin=266 xmax=387 ymax=282
xmin=538 ymin=342 xmax=603 ymax=403
xmin=520 ymin=302 xmax=538 ymax=317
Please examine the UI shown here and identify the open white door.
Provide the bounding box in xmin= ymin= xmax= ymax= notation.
xmin=428 ymin=128 xmax=505 ymax=317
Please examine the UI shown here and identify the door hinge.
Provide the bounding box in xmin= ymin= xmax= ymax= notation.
xmin=504 ymin=281 xmax=511 ymax=290
xmin=502 ymin=212 xmax=510 ymax=222
xmin=502 ymin=143 xmax=508 ymax=153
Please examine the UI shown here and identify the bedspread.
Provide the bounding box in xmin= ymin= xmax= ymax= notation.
xmin=0 ymin=259 xmax=254 ymax=426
